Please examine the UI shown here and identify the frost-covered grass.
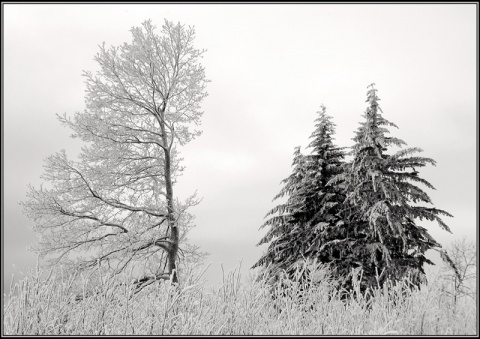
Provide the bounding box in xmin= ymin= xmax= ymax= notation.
xmin=3 ymin=262 xmax=476 ymax=335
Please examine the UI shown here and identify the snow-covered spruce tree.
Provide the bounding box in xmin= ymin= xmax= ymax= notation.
xmin=253 ymin=106 xmax=346 ymax=284
xmin=329 ymin=84 xmax=453 ymax=293
xmin=21 ymin=20 xmax=208 ymax=288
xmin=253 ymin=146 xmax=308 ymax=283
xmin=302 ymin=106 xmax=347 ymax=270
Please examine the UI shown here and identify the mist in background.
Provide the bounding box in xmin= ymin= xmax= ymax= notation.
xmin=3 ymin=4 xmax=477 ymax=293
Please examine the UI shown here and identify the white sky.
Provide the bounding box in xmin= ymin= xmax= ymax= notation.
xmin=3 ymin=3 xmax=477 ymax=289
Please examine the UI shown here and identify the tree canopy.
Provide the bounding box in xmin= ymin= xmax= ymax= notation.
xmin=332 ymin=84 xmax=452 ymax=291
xmin=22 ymin=19 xmax=209 ymax=287
xmin=253 ymin=106 xmax=346 ymax=284
xmin=254 ymin=85 xmax=453 ymax=294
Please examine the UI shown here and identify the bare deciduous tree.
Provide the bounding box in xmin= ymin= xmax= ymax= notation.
xmin=439 ymin=238 xmax=476 ymax=303
xmin=21 ymin=19 xmax=209 ymax=287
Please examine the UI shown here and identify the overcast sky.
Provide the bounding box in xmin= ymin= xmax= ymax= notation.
xmin=3 ymin=3 xmax=477 ymax=291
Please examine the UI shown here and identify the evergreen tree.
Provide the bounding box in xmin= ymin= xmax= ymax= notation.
xmin=253 ymin=146 xmax=308 ymax=282
xmin=253 ymin=106 xmax=346 ymax=283
xmin=302 ymin=106 xmax=346 ymax=266
xmin=330 ymin=84 xmax=453 ymax=292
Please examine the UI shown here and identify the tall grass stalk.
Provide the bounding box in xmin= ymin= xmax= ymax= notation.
xmin=3 ymin=261 xmax=476 ymax=335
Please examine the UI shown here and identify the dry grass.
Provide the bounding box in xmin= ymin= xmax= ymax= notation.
xmin=3 ymin=261 xmax=477 ymax=335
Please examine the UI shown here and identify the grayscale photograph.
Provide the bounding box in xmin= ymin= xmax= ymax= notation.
xmin=3 ymin=2 xmax=477 ymax=335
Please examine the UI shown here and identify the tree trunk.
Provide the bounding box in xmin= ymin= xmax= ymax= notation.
xmin=165 ymin=149 xmax=179 ymax=284
xmin=160 ymin=109 xmax=179 ymax=284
